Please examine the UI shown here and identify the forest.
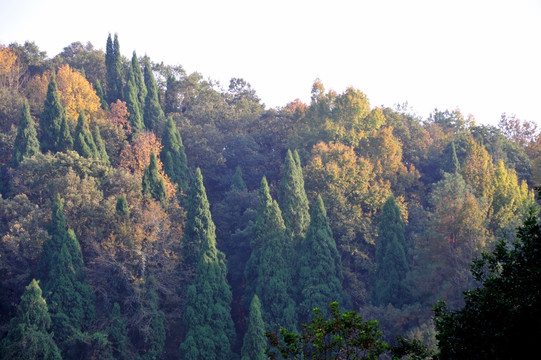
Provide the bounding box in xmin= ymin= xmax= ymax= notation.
xmin=0 ymin=35 xmax=540 ymax=359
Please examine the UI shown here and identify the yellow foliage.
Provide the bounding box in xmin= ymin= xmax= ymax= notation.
xmin=56 ymin=64 xmax=101 ymax=121
xmin=0 ymin=45 xmax=19 ymax=88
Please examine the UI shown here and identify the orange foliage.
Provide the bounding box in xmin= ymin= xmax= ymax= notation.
xmin=0 ymin=45 xmax=18 ymax=88
xmin=106 ymin=100 xmax=132 ymax=136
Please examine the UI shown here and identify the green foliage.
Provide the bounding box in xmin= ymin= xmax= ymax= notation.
xmin=73 ymin=111 xmax=98 ymax=159
xmin=93 ymin=79 xmax=108 ymax=110
xmin=266 ymin=302 xmax=388 ymax=360
xmin=298 ymin=195 xmax=350 ymax=321
xmin=179 ymin=169 xmax=235 ymax=360
xmin=278 ymin=149 xmax=310 ymax=243
xmin=241 ymin=295 xmax=266 ymax=360
xmin=108 ymin=303 xmax=129 ymax=360
xmin=131 ymin=51 xmax=147 ymax=112
xmin=434 ymin=206 xmax=541 ymax=359
xmin=105 ymin=34 xmax=123 ymax=104
xmin=12 ymin=99 xmax=40 ymax=167
xmin=160 ymin=117 xmax=189 ymax=192
xmin=91 ymin=123 xmax=110 ymax=166
xmin=373 ymin=195 xmax=409 ymax=306
xmin=139 ymin=276 xmax=165 ymax=360
xmin=143 ymin=58 xmax=164 ymax=131
xmin=40 ymin=73 xmax=73 ymax=153
xmin=141 ymin=151 xmax=167 ymax=204
xmin=115 ymin=194 xmax=130 ymax=218
xmin=231 ymin=165 xmax=247 ymax=191
xmin=124 ymin=75 xmax=144 ymax=132
xmin=244 ymin=177 xmax=297 ymax=332
xmin=0 ymin=279 xmax=62 ymax=360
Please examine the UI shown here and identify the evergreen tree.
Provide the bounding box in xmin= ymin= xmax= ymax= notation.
xmin=12 ymin=100 xmax=40 ymax=167
xmin=278 ymin=149 xmax=310 ymax=243
xmin=139 ymin=276 xmax=165 ymax=360
xmin=93 ymin=79 xmax=108 ymax=110
xmin=73 ymin=111 xmax=97 ymax=159
xmin=141 ymin=151 xmax=167 ymax=204
xmin=124 ymin=75 xmax=144 ymax=132
xmin=105 ymin=33 xmax=123 ymax=104
xmin=0 ymin=279 xmax=62 ymax=360
xmin=160 ymin=117 xmax=189 ymax=192
xmin=298 ymin=195 xmax=349 ymax=322
xmin=115 ymin=194 xmax=130 ymax=218
xmin=443 ymin=141 xmax=461 ymax=174
xmin=92 ymin=123 xmax=110 ymax=166
xmin=244 ymin=177 xmax=297 ymax=332
xmin=131 ymin=51 xmax=147 ymax=112
xmin=179 ymin=169 xmax=235 ymax=360
xmin=40 ymin=73 xmax=73 ymax=153
xmin=231 ymin=165 xmax=247 ymax=191
xmin=108 ymin=303 xmax=129 ymax=360
xmin=373 ymin=195 xmax=409 ymax=306
xmin=143 ymin=57 xmax=164 ymax=131
xmin=241 ymin=295 xmax=266 ymax=360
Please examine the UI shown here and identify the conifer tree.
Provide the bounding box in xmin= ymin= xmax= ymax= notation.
xmin=115 ymin=194 xmax=130 ymax=218
xmin=108 ymin=303 xmax=129 ymax=360
xmin=143 ymin=57 xmax=164 ymax=131
xmin=160 ymin=117 xmax=189 ymax=192
xmin=244 ymin=177 xmax=297 ymax=332
xmin=131 ymin=51 xmax=147 ymax=111
xmin=298 ymin=195 xmax=349 ymax=322
xmin=124 ymin=74 xmax=144 ymax=132
xmin=278 ymin=149 xmax=310 ymax=243
xmin=0 ymin=279 xmax=62 ymax=360
xmin=373 ymin=195 xmax=409 ymax=306
xmin=92 ymin=123 xmax=110 ymax=166
xmin=141 ymin=151 xmax=167 ymax=204
xmin=139 ymin=276 xmax=165 ymax=360
xmin=105 ymin=33 xmax=123 ymax=104
xmin=12 ymin=100 xmax=40 ymax=167
xmin=40 ymin=73 xmax=73 ymax=153
xmin=231 ymin=165 xmax=247 ymax=191
xmin=73 ymin=111 xmax=97 ymax=159
xmin=241 ymin=295 xmax=266 ymax=360
xmin=94 ymin=79 xmax=108 ymax=110
xmin=179 ymin=169 xmax=235 ymax=360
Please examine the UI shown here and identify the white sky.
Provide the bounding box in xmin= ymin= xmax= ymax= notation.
xmin=1 ymin=0 xmax=540 ymax=126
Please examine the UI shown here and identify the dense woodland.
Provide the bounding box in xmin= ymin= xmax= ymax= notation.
xmin=0 ymin=35 xmax=540 ymax=359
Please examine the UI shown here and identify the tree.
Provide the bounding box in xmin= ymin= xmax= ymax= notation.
xmin=434 ymin=206 xmax=541 ymax=359
xmin=241 ymin=295 xmax=266 ymax=360
xmin=92 ymin=123 xmax=110 ymax=166
xmin=143 ymin=57 xmax=164 ymax=131
xmin=124 ymin=73 xmax=144 ymax=132
xmin=0 ymin=279 xmax=62 ymax=360
xmin=244 ymin=177 xmax=297 ymax=332
xmin=55 ymin=64 xmax=101 ymax=121
xmin=12 ymin=99 xmax=40 ymax=167
xmin=131 ymin=51 xmax=147 ymax=112
xmin=115 ymin=194 xmax=130 ymax=219
xmin=231 ymin=165 xmax=247 ymax=191
xmin=108 ymin=303 xmax=129 ymax=360
xmin=105 ymin=34 xmax=123 ymax=104
xmin=266 ymin=302 xmax=387 ymax=360
xmin=141 ymin=151 xmax=167 ymax=204
xmin=160 ymin=117 xmax=189 ymax=192
xmin=278 ymin=149 xmax=310 ymax=243
xmin=179 ymin=169 xmax=235 ymax=360
xmin=73 ymin=111 xmax=97 ymax=159
xmin=297 ymin=195 xmax=349 ymax=322
xmin=373 ymin=195 xmax=409 ymax=306
xmin=139 ymin=276 xmax=165 ymax=360
xmin=40 ymin=73 xmax=73 ymax=153
xmin=94 ymin=79 xmax=108 ymax=110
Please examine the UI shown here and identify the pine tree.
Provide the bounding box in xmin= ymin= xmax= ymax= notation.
xmin=105 ymin=33 xmax=123 ymax=104
xmin=373 ymin=195 xmax=409 ymax=306
xmin=141 ymin=151 xmax=167 ymax=204
xmin=244 ymin=177 xmax=297 ymax=332
xmin=179 ymin=168 xmax=235 ymax=360
xmin=278 ymin=149 xmax=310 ymax=243
xmin=143 ymin=57 xmax=164 ymax=131
xmin=115 ymin=194 xmax=130 ymax=218
xmin=241 ymin=295 xmax=266 ymax=360
xmin=40 ymin=73 xmax=73 ymax=153
xmin=0 ymin=279 xmax=62 ymax=360
xmin=108 ymin=303 xmax=129 ymax=360
xmin=94 ymin=79 xmax=108 ymax=110
xmin=12 ymin=100 xmax=40 ymax=167
xmin=124 ymin=74 xmax=144 ymax=132
xmin=92 ymin=123 xmax=110 ymax=166
xmin=298 ymin=195 xmax=349 ymax=322
xmin=231 ymin=165 xmax=247 ymax=191
xmin=131 ymin=51 xmax=147 ymax=112
xmin=73 ymin=111 xmax=97 ymax=159
xmin=160 ymin=117 xmax=189 ymax=192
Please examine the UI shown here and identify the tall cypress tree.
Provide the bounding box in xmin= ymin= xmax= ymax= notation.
xmin=142 ymin=151 xmax=167 ymax=204
xmin=244 ymin=177 xmax=297 ymax=332
xmin=40 ymin=73 xmax=73 ymax=153
xmin=124 ymin=73 xmax=144 ymax=132
xmin=160 ymin=117 xmax=189 ymax=192
xmin=0 ymin=279 xmax=62 ymax=360
xmin=179 ymin=168 xmax=235 ymax=360
xmin=231 ymin=166 xmax=247 ymax=192
xmin=108 ymin=303 xmax=129 ymax=360
xmin=12 ymin=100 xmax=40 ymax=167
xmin=139 ymin=276 xmax=165 ymax=360
xmin=373 ymin=195 xmax=409 ymax=306
xmin=131 ymin=51 xmax=147 ymax=112
xmin=143 ymin=57 xmax=164 ymax=131
xmin=278 ymin=149 xmax=310 ymax=244
xmin=92 ymin=123 xmax=110 ymax=166
xmin=105 ymin=33 xmax=123 ymax=104
xmin=297 ymin=195 xmax=349 ymax=322
xmin=241 ymin=295 xmax=266 ymax=360
xmin=93 ymin=79 xmax=108 ymax=110
xmin=73 ymin=111 xmax=97 ymax=159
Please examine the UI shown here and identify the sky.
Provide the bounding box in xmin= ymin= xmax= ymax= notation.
xmin=1 ymin=0 xmax=540 ymax=126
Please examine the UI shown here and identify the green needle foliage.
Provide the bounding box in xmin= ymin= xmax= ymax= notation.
xmin=40 ymin=73 xmax=73 ymax=153
xmin=141 ymin=151 xmax=167 ymax=204
xmin=131 ymin=51 xmax=147 ymax=112
xmin=12 ymin=100 xmax=40 ymax=167
xmin=108 ymin=303 xmax=129 ymax=360
xmin=231 ymin=165 xmax=248 ymax=191
xmin=161 ymin=117 xmax=189 ymax=192
xmin=241 ymin=295 xmax=266 ymax=360
xmin=244 ymin=177 xmax=297 ymax=332
xmin=143 ymin=57 xmax=164 ymax=131
xmin=73 ymin=111 xmax=97 ymax=159
xmin=124 ymin=70 xmax=144 ymax=132
xmin=93 ymin=79 xmax=108 ymax=110
xmin=92 ymin=123 xmax=110 ymax=166
xmin=297 ymin=195 xmax=350 ymax=322
xmin=278 ymin=149 xmax=310 ymax=243
xmin=105 ymin=33 xmax=123 ymax=104
xmin=0 ymin=279 xmax=62 ymax=360
xmin=179 ymin=169 xmax=235 ymax=360
xmin=139 ymin=276 xmax=165 ymax=360
xmin=115 ymin=194 xmax=130 ymax=219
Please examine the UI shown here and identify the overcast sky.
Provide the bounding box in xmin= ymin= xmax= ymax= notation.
xmin=1 ymin=0 xmax=540 ymax=126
